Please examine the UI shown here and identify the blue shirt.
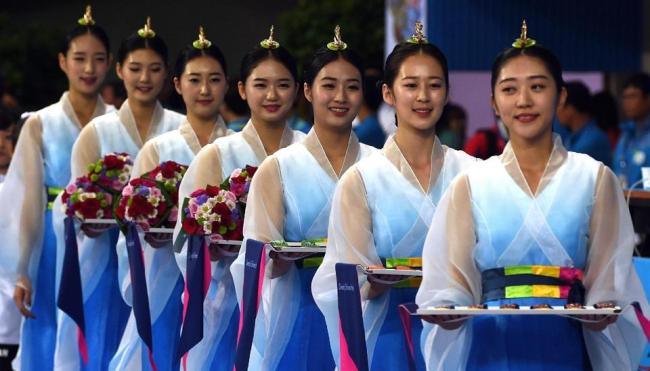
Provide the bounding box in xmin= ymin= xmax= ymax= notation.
xmin=226 ymin=117 xmax=248 ymax=132
xmin=613 ymin=115 xmax=650 ymax=188
xmin=564 ymin=120 xmax=612 ymax=167
xmin=353 ymin=114 xmax=386 ymax=149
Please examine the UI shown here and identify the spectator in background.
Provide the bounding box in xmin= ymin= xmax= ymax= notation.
xmin=436 ymin=102 xmax=466 ymax=149
xmin=556 ymin=81 xmax=611 ymax=166
xmin=592 ymin=90 xmax=620 ymax=149
xmin=0 ymin=107 xmax=20 ymax=370
xmin=220 ymin=78 xmax=249 ymax=131
xmin=464 ymin=117 xmax=508 ymax=160
xmin=100 ymin=79 xmax=127 ymax=109
xmin=353 ymin=68 xmax=385 ymax=148
xmin=614 ymin=73 xmax=650 ymax=188
xmin=0 ymin=108 xmax=16 ymax=182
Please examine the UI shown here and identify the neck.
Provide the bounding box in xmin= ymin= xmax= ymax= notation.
xmin=128 ymin=97 xmax=156 ymax=130
xmin=251 ymin=115 xmax=287 ymax=155
xmin=187 ymin=112 xmax=219 ymax=147
xmin=509 ymin=130 xmax=554 ymax=172
xmin=313 ymin=122 xmax=352 ymax=172
xmin=394 ymin=124 xmax=435 ymax=167
xmin=67 ymin=89 xmax=98 ymax=127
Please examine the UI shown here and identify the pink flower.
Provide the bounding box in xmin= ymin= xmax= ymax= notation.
xmin=230 ymin=181 xmax=245 ymax=196
xmin=168 ymin=206 xmax=178 ymax=222
xmin=65 ymin=183 xmax=77 ymax=194
xmin=188 ymin=202 xmax=199 ymax=216
xmin=122 ymin=185 xmax=134 ymax=197
xmin=230 ymin=168 xmax=242 ymax=179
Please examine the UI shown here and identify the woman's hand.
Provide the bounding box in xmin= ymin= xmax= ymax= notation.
xmin=421 ymin=315 xmax=468 ymax=330
xmin=268 ymin=251 xmax=314 ymax=278
xmin=145 ymin=232 xmax=172 ymax=248
xmin=209 ymin=243 xmax=240 ymax=261
xmin=81 ymin=223 xmax=112 ymax=238
xmin=13 ymin=276 xmax=35 ymax=318
xmin=575 ymin=315 xmax=617 ymax=331
xmin=365 ymin=274 xmax=405 ymax=299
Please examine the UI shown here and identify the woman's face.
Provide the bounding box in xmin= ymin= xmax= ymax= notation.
xmin=492 ymin=55 xmax=566 ymax=143
xmin=304 ymin=58 xmax=362 ymax=130
xmin=174 ymin=56 xmax=227 ymax=122
xmin=59 ymin=33 xmax=110 ymax=97
xmin=117 ymin=48 xmax=166 ymax=105
xmin=238 ymin=58 xmax=297 ymax=125
xmin=382 ymin=53 xmax=447 ymax=132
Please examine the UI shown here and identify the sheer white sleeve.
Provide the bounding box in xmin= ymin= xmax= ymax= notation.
xmin=0 ymin=115 xmax=47 ymax=279
xmin=582 ymin=165 xmax=649 ymax=370
xmin=415 ymin=174 xmax=479 ymax=370
xmin=311 ymin=168 xmax=378 ymax=364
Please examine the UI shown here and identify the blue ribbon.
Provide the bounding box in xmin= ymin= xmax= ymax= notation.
xmin=125 ymin=223 xmax=154 ymax=356
xmin=335 ymin=263 xmax=369 ymax=371
xmin=234 ymin=239 xmax=266 ymax=371
xmin=57 ymin=216 xmax=87 ymax=363
xmin=177 ymin=234 xmax=207 ymax=360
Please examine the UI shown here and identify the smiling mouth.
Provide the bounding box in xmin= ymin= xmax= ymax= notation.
xmin=263 ymin=105 xmax=280 ymax=112
xmin=329 ymin=107 xmax=349 ymax=115
xmin=413 ymin=108 xmax=432 ymax=116
xmin=136 ymin=86 xmax=152 ymax=93
xmin=515 ymin=113 xmax=539 ymax=123
xmin=80 ymin=77 xmax=97 ymax=85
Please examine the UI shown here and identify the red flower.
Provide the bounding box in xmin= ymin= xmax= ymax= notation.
xmin=212 ymin=203 xmax=231 ymax=217
xmin=246 ymin=165 xmax=258 ymax=177
xmin=104 ymin=155 xmax=122 ymax=169
xmin=131 ymin=178 xmax=157 ymax=188
xmin=160 ymin=161 xmax=179 ymax=178
xmin=127 ymin=195 xmax=155 ymax=218
xmin=205 ymin=185 xmax=221 ymax=197
xmin=77 ymin=198 xmax=101 ymax=219
xmin=182 ymin=217 xmax=202 ymax=235
xmin=190 ymin=189 xmax=206 ymax=198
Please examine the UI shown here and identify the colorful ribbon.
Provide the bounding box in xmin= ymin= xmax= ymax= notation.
xmin=125 ymin=223 xmax=157 ymax=371
xmin=234 ymin=239 xmax=267 ymax=371
xmin=46 ymin=186 xmax=63 ymax=210
xmin=57 ymin=216 xmax=88 ymax=364
xmin=481 ymin=265 xmax=585 ymax=303
xmin=335 ymin=263 xmax=369 ymax=371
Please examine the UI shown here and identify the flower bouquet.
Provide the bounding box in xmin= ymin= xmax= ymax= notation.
xmin=61 ymin=176 xmax=114 ymax=221
xmin=220 ymin=165 xmax=257 ymax=207
xmin=62 ymin=152 xmax=133 ymax=223
xmin=174 ymin=165 xmax=257 ymax=258
xmin=115 ymin=161 xmax=187 ymax=246
xmin=87 ymin=152 xmax=133 ymax=194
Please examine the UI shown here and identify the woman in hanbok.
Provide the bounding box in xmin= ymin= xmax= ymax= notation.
xmin=172 ymin=27 xmax=305 ymax=371
xmin=232 ymin=26 xmax=377 ymax=371
xmin=109 ymin=28 xmax=231 ymax=371
xmin=7 ymin=7 xmax=113 ymax=371
xmin=416 ymin=22 xmax=649 ymax=370
xmin=53 ymin=17 xmax=184 ymax=371
xmin=311 ymin=22 xmax=477 ymax=371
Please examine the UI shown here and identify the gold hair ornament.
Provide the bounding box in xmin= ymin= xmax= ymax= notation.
xmin=326 ymin=25 xmax=348 ymax=51
xmin=406 ymin=21 xmax=428 ymax=44
xmin=78 ymin=5 xmax=96 ymax=26
xmin=260 ymin=25 xmax=280 ymax=49
xmin=512 ymin=20 xmax=536 ymax=48
xmin=192 ymin=26 xmax=212 ymax=49
xmin=137 ymin=17 xmax=156 ymax=39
